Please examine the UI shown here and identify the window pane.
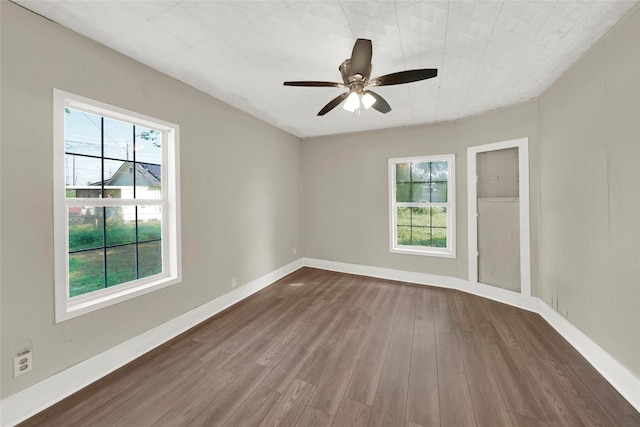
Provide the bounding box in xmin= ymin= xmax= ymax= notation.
xmin=138 ymin=240 xmax=162 ymax=279
xmin=69 ymin=249 xmax=105 ymax=297
xmin=396 ymin=183 xmax=411 ymax=202
xmin=396 ymin=163 xmax=410 ymax=183
xmin=65 ymin=155 xmax=102 ymax=195
xmin=411 ymin=225 xmax=431 ymax=246
xmin=105 ymin=207 xmax=136 ymax=246
xmin=410 ymin=207 xmax=431 ymax=226
xmin=135 ymin=127 xmax=163 ymax=164
xmin=103 ymin=159 xmax=133 ymax=199
xmin=65 ymin=109 xmax=101 ymax=157
xmin=106 ymin=245 xmax=137 ymax=287
xmin=397 ymin=226 xmax=412 ymax=245
xmin=138 ymin=207 xmax=162 ymax=241
xmin=103 ymin=117 xmax=133 ymax=161
xmin=430 ymin=182 xmax=448 ymax=203
xmin=410 ymin=183 xmax=431 ymax=202
xmin=68 ymin=207 xmax=104 ymax=252
xmin=136 ymin=163 xmax=162 ymax=200
xmin=411 ymin=162 xmax=430 ymax=182
xmin=431 ymin=207 xmax=447 ymax=227
xmin=395 ymin=207 xmax=448 ymax=249
xmin=102 ymin=160 xmax=162 ymax=200
xmin=430 ymin=161 xmax=448 ymax=181
xmin=396 ymin=207 xmax=411 ymax=226
xmin=431 ymin=227 xmax=447 ymax=247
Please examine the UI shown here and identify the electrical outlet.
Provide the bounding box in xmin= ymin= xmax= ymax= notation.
xmin=292 ymin=246 xmax=297 ymax=255
xmin=14 ymin=349 xmax=32 ymax=377
xmin=231 ymin=276 xmax=237 ymax=289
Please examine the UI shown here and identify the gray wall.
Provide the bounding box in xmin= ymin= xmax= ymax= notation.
xmin=538 ymin=7 xmax=640 ymax=376
xmin=302 ymin=101 xmax=540 ymax=287
xmin=1 ymin=2 xmax=302 ymax=398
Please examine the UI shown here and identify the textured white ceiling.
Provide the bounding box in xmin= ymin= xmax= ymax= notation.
xmin=16 ymin=0 xmax=637 ymax=138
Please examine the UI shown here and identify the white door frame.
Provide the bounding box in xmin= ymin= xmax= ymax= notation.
xmin=467 ymin=137 xmax=531 ymax=297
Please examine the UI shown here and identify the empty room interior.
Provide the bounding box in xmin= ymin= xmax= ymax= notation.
xmin=1 ymin=0 xmax=639 ymax=426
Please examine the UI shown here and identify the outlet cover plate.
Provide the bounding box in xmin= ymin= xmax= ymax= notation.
xmin=14 ymin=350 xmax=32 ymax=377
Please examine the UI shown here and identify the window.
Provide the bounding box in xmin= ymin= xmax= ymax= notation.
xmin=53 ymin=90 xmax=181 ymax=322
xmin=389 ymin=155 xmax=455 ymax=257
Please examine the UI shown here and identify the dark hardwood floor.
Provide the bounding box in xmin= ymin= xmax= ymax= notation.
xmin=21 ymin=268 xmax=640 ymax=426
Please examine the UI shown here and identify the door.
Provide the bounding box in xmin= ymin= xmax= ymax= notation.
xmin=468 ymin=139 xmax=531 ymax=296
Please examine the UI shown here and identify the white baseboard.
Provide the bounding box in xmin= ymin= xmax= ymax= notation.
xmin=2 ymin=257 xmax=638 ymax=426
xmin=303 ymin=257 xmax=540 ymax=312
xmin=303 ymin=257 xmax=640 ymax=413
xmin=0 ymin=258 xmax=305 ymax=427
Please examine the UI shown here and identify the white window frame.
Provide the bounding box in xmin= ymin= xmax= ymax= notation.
xmin=389 ymin=154 xmax=456 ymax=258
xmin=53 ymin=89 xmax=181 ymax=323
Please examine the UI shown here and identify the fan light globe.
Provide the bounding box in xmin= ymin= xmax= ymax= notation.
xmin=343 ymin=92 xmax=360 ymax=112
xmin=362 ymin=92 xmax=376 ymax=109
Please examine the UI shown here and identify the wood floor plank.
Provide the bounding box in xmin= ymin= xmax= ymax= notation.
xmin=344 ymin=283 xmax=401 ymax=406
xmin=537 ymin=357 xmax=618 ymax=426
xmin=19 ymin=268 xmax=639 ymax=427
xmin=191 ymin=291 xmax=279 ymax=342
xmin=214 ymin=297 xmax=296 ymax=354
xmin=364 ymin=281 xmax=389 ymax=317
xmin=435 ymin=329 xmax=478 ymax=427
xmin=307 ymin=312 xmax=373 ymax=415
xmin=187 ymin=364 xmax=270 ymax=426
xmin=260 ymin=308 xmax=346 ymax=393
xmin=255 ymin=300 xmax=326 ymax=367
xmin=331 ymin=397 xmax=371 ymax=427
xmin=113 ymin=356 xmax=231 ymax=426
xmin=476 ymin=321 xmax=546 ymax=422
xmin=192 ymin=294 xmax=286 ymax=351
xmin=296 ymin=308 xmax=362 ymax=385
xmin=405 ymin=318 xmax=439 ymax=427
xmin=221 ymin=300 xmax=310 ymax=375
xmin=456 ymin=329 xmax=512 ymax=427
xmin=478 ymin=298 xmax=527 ymax=350
xmin=296 ymin=406 xmax=334 ymax=427
xmin=258 ymin=379 xmax=316 ymax=427
xmin=368 ymin=286 xmax=416 ymax=427
xmin=506 ymin=334 xmax=601 ymax=426
xmin=222 ymin=385 xmax=281 ymax=427
xmin=508 ymin=412 xmax=550 ymax=427
xmin=433 ymin=290 xmax=457 ymax=333
xmin=150 ymin=368 xmax=237 ymax=426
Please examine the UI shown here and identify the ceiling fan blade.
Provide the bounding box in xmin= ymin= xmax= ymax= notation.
xmin=318 ymin=92 xmax=350 ymax=116
xmin=364 ymin=90 xmax=391 ymax=114
xmin=370 ymin=69 xmax=438 ymax=86
xmin=350 ymin=38 xmax=372 ymax=79
xmin=284 ymin=81 xmax=344 ymax=87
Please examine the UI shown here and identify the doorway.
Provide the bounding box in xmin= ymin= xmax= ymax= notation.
xmin=467 ymin=138 xmax=531 ymax=296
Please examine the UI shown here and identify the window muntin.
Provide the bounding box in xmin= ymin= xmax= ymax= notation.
xmin=54 ymin=90 xmax=180 ymax=322
xmin=389 ymin=155 xmax=455 ymax=257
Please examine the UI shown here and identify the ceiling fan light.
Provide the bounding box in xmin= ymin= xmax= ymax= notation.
xmin=343 ymin=92 xmax=360 ymax=112
xmin=362 ymin=92 xmax=376 ymax=109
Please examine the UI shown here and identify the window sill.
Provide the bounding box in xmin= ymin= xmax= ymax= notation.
xmin=56 ymin=274 xmax=181 ymax=323
xmin=390 ymin=247 xmax=456 ymax=258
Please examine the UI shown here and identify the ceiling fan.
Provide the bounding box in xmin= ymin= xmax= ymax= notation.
xmin=284 ymin=38 xmax=438 ymax=116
